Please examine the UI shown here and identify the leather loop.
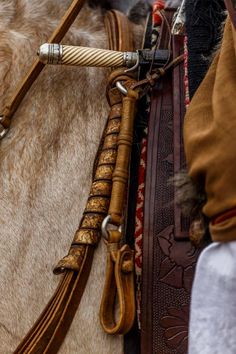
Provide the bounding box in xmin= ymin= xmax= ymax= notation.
xmin=100 ymin=231 xmax=135 ymax=335
xmin=99 ymin=86 xmax=138 ymax=334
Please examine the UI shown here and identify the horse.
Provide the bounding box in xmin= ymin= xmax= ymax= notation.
xmin=0 ymin=1 xmax=148 ymax=353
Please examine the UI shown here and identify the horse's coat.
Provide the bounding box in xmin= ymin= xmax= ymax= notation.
xmin=0 ymin=1 xmax=144 ymax=353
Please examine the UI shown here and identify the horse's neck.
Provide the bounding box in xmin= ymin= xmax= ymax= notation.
xmin=0 ymin=2 xmax=109 ymax=200
xmin=0 ymin=65 xmax=109 ymax=198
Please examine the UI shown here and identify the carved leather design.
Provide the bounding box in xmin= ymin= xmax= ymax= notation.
xmin=141 ymin=9 xmax=204 ymax=354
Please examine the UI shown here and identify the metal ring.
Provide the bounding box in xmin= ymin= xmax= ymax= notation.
xmin=101 ymin=215 xmax=112 ymax=240
xmin=116 ymin=81 xmax=128 ymax=96
xmin=101 ymin=215 xmax=122 ymax=241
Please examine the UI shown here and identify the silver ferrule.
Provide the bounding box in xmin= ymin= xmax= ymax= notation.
xmin=38 ymin=43 xmax=63 ymax=65
xmin=123 ymin=52 xmax=138 ymax=68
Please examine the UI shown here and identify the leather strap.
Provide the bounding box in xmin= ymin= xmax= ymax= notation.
xmin=99 ymin=85 xmax=139 ymax=335
xmin=1 ymin=0 xmax=86 ymax=130
xmin=14 ymin=10 xmax=135 ymax=354
xmin=99 ymin=11 xmax=137 ymax=337
xmin=104 ymin=10 xmax=133 ymax=52
xmin=99 ymin=232 xmax=135 ymax=334
xmin=15 ymin=248 xmax=94 ymax=354
xmin=141 ymin=8 xmax=200 ymax=354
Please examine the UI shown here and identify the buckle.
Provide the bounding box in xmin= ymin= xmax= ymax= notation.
xmin=116 ymin=81 xmax=128 ymax=96
xmin=0 ymin=116 xmax=8 ymax=139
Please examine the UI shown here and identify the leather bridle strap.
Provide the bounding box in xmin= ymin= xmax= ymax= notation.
xmin=99 ymin=86 xmax=139 ymax=335
xmin=0 ymin=0 xmax=86 ymax=131
xmin=14 ymin=10 xmax=135 ymax=354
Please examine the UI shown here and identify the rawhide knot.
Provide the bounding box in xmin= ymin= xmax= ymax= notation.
xmin=146 ymin=73 xmax=156 ymax=87
xmin=158 ymin=67 xmax=166 ymax=76
xmin=146 ymin=68 xmax=166 ymax=85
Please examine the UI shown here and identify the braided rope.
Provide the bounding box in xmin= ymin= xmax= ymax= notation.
xmin=62 ymin=45 xmax=124 ymax=67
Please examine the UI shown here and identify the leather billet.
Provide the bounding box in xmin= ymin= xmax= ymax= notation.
xmin=141 ymin=8 xmax=200 ymax=354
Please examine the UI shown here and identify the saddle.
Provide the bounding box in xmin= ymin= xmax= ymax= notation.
xmin=140 ymin=9 xmax=199 ymax=353
xmin=0 ymin=1 xmax=230 ymax=353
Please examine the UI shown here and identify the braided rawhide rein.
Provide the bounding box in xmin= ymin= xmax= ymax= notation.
xmin=54 ymin=69 xmax=135 ymax=272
